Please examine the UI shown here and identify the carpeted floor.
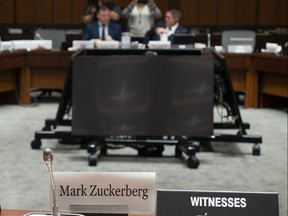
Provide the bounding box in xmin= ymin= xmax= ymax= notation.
xmin=0 ymin=101 xmax=287 ymax=215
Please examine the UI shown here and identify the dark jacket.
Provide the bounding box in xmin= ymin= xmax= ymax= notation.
xmin=82 ymin=21 xmax=122 ymax=41
xmin=144 ymin=20 xmax=189 ymax=43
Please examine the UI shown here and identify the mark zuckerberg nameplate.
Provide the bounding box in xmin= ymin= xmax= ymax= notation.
xmin=53 ymin=172 xmax=156 ymax=214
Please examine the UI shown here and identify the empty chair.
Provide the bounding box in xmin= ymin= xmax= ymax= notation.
xmin=34 ymin=29 xmax=66 ymax=49
xmin=221 ymin=30 xmax=256 ymax=53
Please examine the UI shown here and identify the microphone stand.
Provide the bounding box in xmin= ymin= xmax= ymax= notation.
xmin=23 ymin=149 xmax=84 ymax=216
xmin=45 ymin=160 xmax=60 ymax=216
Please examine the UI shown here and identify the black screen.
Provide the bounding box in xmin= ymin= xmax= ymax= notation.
xmin=72 ymin=54 xmax=214 ymax=136
xmin=172 ymin=34 xmax=196 ymax=45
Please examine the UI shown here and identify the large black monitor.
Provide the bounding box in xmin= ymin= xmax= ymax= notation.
xmin=72 ymin=49 xmax=213 ymax=137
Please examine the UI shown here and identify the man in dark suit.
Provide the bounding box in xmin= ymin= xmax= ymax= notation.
xmin=82 ymin=6 xmax=122 ymax=42
xmin=144 ymin=9 xmax=189 ymax=43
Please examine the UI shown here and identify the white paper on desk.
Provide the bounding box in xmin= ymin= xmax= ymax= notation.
xmin=52 ymin=172 xmax=156 ymax=214
xmin=30 ymin=40 xmax=52 ymax=50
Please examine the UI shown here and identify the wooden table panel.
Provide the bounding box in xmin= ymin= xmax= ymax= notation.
xmin=21 ymin=51 xmax=72 ymax=104
xmin=0 ymin=209 xmax=154 ymax=216
xmin=253 ymin=53 xmax=288 ymax=108
xmin=1 ymin=51 xmax=287 ymax=108
xmin=224 ymin=53 xmax=257 ymax=107
xmin=0 ymin=51 xmax=26 ymax=104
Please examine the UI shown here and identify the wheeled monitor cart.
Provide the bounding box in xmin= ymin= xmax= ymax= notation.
xmin=31 ymin=48 xmax=262 ymax=169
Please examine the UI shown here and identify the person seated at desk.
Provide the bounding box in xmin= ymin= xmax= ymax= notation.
xmin=122 ymin=0 xmax=162 ymax=43
xmin=82 ymin=6 xmax=122 ymax=43
xmin=144 ymin=9 xmax=189 ymax=43
xmin=82 ymin=0 xmax=122 ymax=24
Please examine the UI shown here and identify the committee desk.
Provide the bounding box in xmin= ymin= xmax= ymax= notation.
xmin=0 ymin=50 xmax=287 ymax=108
xmin=0 ymin=50 xmax=71 ymax=104
xmin=0 ymin=209 xmax=153 ymax=216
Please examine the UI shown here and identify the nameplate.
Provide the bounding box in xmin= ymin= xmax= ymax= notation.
xmin=52 ymin=172 xmax=156 ymax=214
xmin=157 ymin=189 xmax=279 ymax=216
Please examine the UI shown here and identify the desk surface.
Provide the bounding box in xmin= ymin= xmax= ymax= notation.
xmin=0 ymin=210 xmax=154 ymax=216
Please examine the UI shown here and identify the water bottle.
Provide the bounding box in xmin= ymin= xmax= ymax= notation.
xmin=207 ymin=29 xmax=211 ymax=48
xmin=121 ymin=32 xmax=131 ymax=49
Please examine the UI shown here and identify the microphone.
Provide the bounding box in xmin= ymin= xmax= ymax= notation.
xmin=35 ymin=32 xmax=44 ymax=40
xmin=23 ymin=149 xmax=84 ymax=216
xmin=43 ymin=148 xmax=60 ymax=216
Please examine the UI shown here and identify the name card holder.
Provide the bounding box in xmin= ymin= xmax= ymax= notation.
xmin=70 ymin=205 xmax=128 ymax=216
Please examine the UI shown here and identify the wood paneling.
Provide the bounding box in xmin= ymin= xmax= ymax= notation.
xmin=258 ymin=0 xmax=278 ymax=25
xmin=278 ymin=0 xmax=288 ymax=26
xmin=16 ymin=0 xmax=34 ymax=24
xmin=155 ymin=0 xmax=169 ymax=13
xmin=54 ymin=0 xmax=72 ymax=24
xmin=0 ymin=0 xmax=14 ymax=23
xmin=35 ymin=0 xmax=53 ymax=24
xmin=218 ymin=0 xmax=237 ymax=25
xmin=180 ymin=0 xmax=199 ymax=25
xmin=0 ymin=0 xmax=287 ymax=27
xmin=71 ymin=0 xmax=87 ymax=24
xmin=237 ymin=0 xmax=257 ymax=25
xmin=198 ymin=0 xmax=218 ymax=25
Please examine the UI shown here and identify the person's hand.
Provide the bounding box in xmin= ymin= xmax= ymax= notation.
xmin=91 ymin=6 xmax=97 ymax=13
xmin=130 ymin=0 xmax=137 ymax=6
xmin=105 ymin=35 xmax=113 ymax=41
xmin=92 ymin=39 xmax=102 ymax=46
xmin=155 ymin=27 xmax=168 ymax=34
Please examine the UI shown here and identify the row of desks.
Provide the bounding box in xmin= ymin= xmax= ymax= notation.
xmin=0 ymin=50 xmax=71 ymax=104
xmin=0 ymin=50 xmax=287 ymax=108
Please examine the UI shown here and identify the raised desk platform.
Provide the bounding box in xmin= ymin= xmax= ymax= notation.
xmin=223 ymin=53 xmax=257 ymax=107
xmin=0 ymin=51 xmax=25 ymax=104
xmin=0 ymin=50 xmax=287 ymax=108
xmin=21 ymin=51 xmax=71 ymax=104
xmin=0 ymin=209 xmax=153 ymax=216
xmin=253 ymin=53 xmax=288 ymax=108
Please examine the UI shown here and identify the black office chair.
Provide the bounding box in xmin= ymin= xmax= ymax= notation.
xmin=32 ymin=29 xmax=67 ymax=101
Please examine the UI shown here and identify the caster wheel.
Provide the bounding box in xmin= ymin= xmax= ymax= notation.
xmin=87 ymin=144 xmax=96 ymax=154
xmin=187 ymin=156 xmax=200 ymax=169
xmin=88 ymin=154 xmax=97 ymax=166
xmin=100 ymin=147 xmax=107 ymax=156
xmin=252 ymin=144 xmax=261 ymax=156
xmin=138 ymin=148 xmax=145 ymax=156
xmin=192 ymin=141 xmax=201 ymax=152
xmin=42 ymin=125 xmax=51 ymax=131
xmin=175 ymin=147 xmax=182 ymax=157
xmin=31 ymin=140 xmax=42 ymax=149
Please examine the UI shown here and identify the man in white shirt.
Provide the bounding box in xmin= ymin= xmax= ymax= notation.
xmin=144 ymin=9 xmax=189 ymax=43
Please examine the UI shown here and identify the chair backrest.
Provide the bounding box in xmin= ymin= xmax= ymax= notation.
xmin=34 ymin=29 xmax=66 ymax=49
xmin=221 ymin=30 xmax=256 ymax=53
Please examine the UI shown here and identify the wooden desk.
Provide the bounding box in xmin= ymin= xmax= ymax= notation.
xmin=0 ymin=209 xmax=153 ymax=216
xmin=20 ymin=50 xmax=71 ymax=104
xmin=0 ymin=51 xmax=287 ymax=108
xmin=223 ymin=53 xmax=258 ymax=108
xmin=253 ymin=53 xmax=288 ymax=108
xmin=0 ymin=51 xmax=26 ymax=104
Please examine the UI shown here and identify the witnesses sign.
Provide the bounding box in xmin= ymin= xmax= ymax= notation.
xmin=157 ymin=189 xmax=279 ymax=216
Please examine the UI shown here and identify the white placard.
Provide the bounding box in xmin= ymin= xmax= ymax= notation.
xmin=52 ymin=172 xmax=156 ymax=214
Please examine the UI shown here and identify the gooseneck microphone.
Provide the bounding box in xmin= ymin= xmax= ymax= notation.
xmin=43 ymin=148 xmax=60 ymax=216
xmin=23 ymin=149 xmax=84 ymax=216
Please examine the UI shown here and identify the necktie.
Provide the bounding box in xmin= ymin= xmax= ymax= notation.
xmin=101 ymin=24 xmax=106 ymax=40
